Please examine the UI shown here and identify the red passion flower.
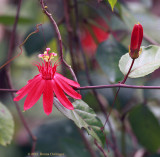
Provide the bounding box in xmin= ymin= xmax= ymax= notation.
xmin=14 ymin=48 xmax=81 ymax=115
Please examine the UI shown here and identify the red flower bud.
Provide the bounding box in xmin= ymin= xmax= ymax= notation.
xmin=129 ymin=23 xmax=143 ymax=59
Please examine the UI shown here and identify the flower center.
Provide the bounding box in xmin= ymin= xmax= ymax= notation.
xmin=38 ymin=48 xmax=57 ymax=62
xmin=37 ymin=48 xmax=58 ymax=80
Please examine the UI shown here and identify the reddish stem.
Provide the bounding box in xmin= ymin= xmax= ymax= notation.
xmin=40 ymin=0 xmax=78 ymax=82
xmin=4 ymin=0 xmax=37 ymax=156
xmin=121 ymin=59 xmax=135 ymax=84
xmin=103 ymin=59 xmax=135 ymax=129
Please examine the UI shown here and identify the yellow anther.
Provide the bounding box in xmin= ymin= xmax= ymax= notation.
xmin=38 ymin=49 xmax=57 ymax=62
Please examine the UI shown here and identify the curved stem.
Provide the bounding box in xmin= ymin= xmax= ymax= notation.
xmin=40 ymin=0 xmax=78 ymax=82
xmin=6 ymin=0 xmax=22 ymax=69
xmin=94 ymin=139 xmax=108 ymax=157
xmin=3 ymin=0 xmax=37 ymax=155
xmin=103 ymin=59 xmax=135 ymax=129
xmin=121 ymin=59 xmax=135 ymax=84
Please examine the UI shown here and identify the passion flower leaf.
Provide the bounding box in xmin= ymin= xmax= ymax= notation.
xmin=0 ymin=102 xmax=14 ymax=146
xmin=129 ymin=105 xmax=160 ymax=152
xmin=54 ymin=98 xmax=105 ymax=147
xmin=119 ymin=45 xmax=160 ymax=78
xmin=0 ymin=15 xmax=33 ymax=25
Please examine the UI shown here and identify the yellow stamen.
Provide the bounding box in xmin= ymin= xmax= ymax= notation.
xmin=38 ymin=48 xmax=57 ymax=62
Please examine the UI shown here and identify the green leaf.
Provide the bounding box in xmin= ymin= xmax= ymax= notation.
xmin=96 ymin=36 xmax=128 ymax=82
xmin=24 ymin=23 xmax=55 ymax=56
xmin=106 ymin=0 xmax=117 ymax=11
xmin=0 ymin=102 xmax=14 ymax=146
xmin=119 ymin=45 xmax=160 ymax=78
xmin=0 ymin=15 xmax=33 ymax=25
xmin=54 ymin=98 xmax=105 ymax=147
xmin=129 ymin=105 xmax=160 ymax=152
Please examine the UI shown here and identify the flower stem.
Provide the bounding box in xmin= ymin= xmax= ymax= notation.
xmin=102 ymin=59 xmax=135 ymax=134
xmin=121 ymin=59 xmax=135 ymax=84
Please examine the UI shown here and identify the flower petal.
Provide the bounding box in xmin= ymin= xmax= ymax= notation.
xmin=55 ymin=78 xmax=81 ymax=99
xmin=16 ymin=74 xmax=41 ymax=95
xmin=14 ymin=75 xmax=42 ymax=101
xmin=43 ymin=80 xmax=53 ymax=115
xmin=24 ymin=79 xmax=45 ymax=111
xmin=52 ymin=81 xmax=74 ymax=110
xmin=55 ymin=73 xmax=80 ymax=87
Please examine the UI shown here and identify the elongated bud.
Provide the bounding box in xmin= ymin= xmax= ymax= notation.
xmin=129 ymin=23 xmax=143 ymax=59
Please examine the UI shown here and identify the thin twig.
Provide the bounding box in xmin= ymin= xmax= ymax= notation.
xmin=4 ymin=0 xmax=37 ymax=156
xmin=103 ymin=59 xmax=135 ymax=128
xmin=3 ymin=82 xmax=160 ymax=92
xmin=40 ymin=0 xmax=78 ymax=82
xmin=143 ymin=33 xmax=159 ymax=45
xmin=121 ymin=59 xmax=135 ymax=84
xmin=63 ymin=0 xmax=77 ymax=74
xmin=79 ymin=129 xmax=97 ymax=157
xmin=6 ymin=0 xmax=22 ymax=69
xmin=73 ymin=0 xmax=121 ymax=156
xmin=6 ymin=72 xmax=37 ymax=157
xmin=94 ymin=140 xmax=108 ymax=157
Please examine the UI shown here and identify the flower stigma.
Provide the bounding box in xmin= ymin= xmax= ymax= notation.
xmin=38 ymin=48 xmax=57 ymax=62
xmin=37 ymin=48 xmax=58 ymax=80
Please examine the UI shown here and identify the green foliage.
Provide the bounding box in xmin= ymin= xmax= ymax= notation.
xmin=105 ymin=0 xmax=117 ymax=11
xmin=54 ymin=98 xmax=105 ymax=147
xmin=119 ymin=45 xmax=160 ymax=78
xmin=129 ymin=105 xmax=160 ymax=152
xmin=0 ymin=102 xmax=14 ymax=146
xmin=0 ymin=15 xmax=33 ymax=25
xmin=96 ymin=36 xmax=128 ymax=82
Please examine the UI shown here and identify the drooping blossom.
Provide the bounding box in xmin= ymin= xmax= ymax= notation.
xmin=129 ymin=23 xmax=143 ymax=59
xmin=14 ymin=48 xmax=81 ymax=115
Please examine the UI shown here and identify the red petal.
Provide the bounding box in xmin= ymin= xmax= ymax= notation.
xmin=27 ymin=74 xmax=41 ymax=84
xmin=43 ymin=80 xmax=53 ymax=115
xmin=14 ymin=75 xmax=41 ymax=101
xmin=24 ymin=79 xmax=45 ymax=110
xmin=55 ymin=78 xmax=81 ymax=99
xmin=55 ymin=73 xmax=80 ymax=87
xmin=130 ymin=23 xmax=143 ymax=52
xmin=52 ymin=81 xmax=74 ymax=110
xmin=137 ymin=24 xmax=143 ymax=49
